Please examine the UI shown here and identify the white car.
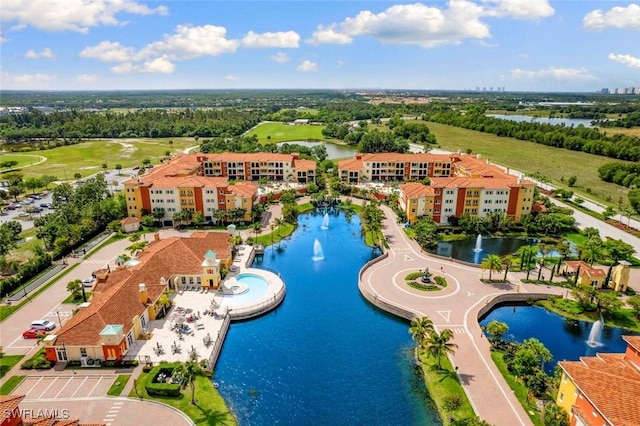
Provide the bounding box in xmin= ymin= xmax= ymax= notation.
xmin=17 ymin=212 xmax=30 ymax=218
xmin=30 ymin=320 xmax=56 ymax=331
xmin=82 ymin=278 xmax=95 ymax=287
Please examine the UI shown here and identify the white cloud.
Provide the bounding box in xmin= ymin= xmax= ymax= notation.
xmin=241 ymin=31 xmax=300 ymax=48
xmin=297 ymin=60 xmax=318 ymax=72
xmin=507 ymin=67 xmax=596 ymax=81
xmin=142 ymin=25 xmax=239 ymax=60
xmin=336 ymin=60 xmax=345 ymax=68
xmin=583 ymin=4 xmax=640 ymax=31
xmin=80 ymin=41 xmax=139 ymax=62
xmin=608 ymin=53 xmax=640 ymax=70
xmin=111 ymin=55 xmax=175 ymax=74
xmin=77 ymin=74 xmax=98 ymax=82
xmin=25 ymin=47 xmax=54 ymax=59
xmin=308 ymin=0 xmax=555 ymax=48
xmin=309 ymin=1 xmax=490 ymax=48
xmin=482 ymin=0 xmax=554 ymax=20
xmin=308 ymin=24 xmax=353 ymax=45
xmin=270 ymin=52 xmax=290 ymax=63
xmin=1 ymin=0 xmax=167 ymax=33
xmin=1 ymin=72 xmax=56 ymax=87
xmin=225 ymin=75 xmax=239 ymax=81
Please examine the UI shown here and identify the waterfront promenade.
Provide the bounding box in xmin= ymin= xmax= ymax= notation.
xmin=360 ymin=206 xmax=568 ymax=426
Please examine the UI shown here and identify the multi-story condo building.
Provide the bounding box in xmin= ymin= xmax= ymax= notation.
xmin=338 ymin=153 xmax=452 ymax=183
xmin=337 ymin=152 xmax=534 ymax=224
xmin=124 ymin=153 xmax=316 ymax=224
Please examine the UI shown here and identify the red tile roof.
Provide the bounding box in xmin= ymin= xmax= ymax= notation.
xmin=1 ymin=394 xmax=25 ymax=418
xmin=564 ymin=261 xmax=606 ymax=278
xmin=120 ymin=217 xmax=140 ymax=225
xmin=400 ymin=182 xmax=436 ymax=198
xmin=53 ymin=232 xmax=233 ymax=347
xmin=559 ymin=350 xmax=640 ymax=426
xmin=624 ymin=335 xmax=640 ymax=352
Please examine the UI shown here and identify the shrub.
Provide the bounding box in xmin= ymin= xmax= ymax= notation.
xmin=21 ymin=350 xmax=54 ymax=370
xmin=145 ymin=363 xmax=181 ymax=397
xmin=434 ymin=276 xmax=447 ymax=287
xmin=443 ymin=394 xmax=463 ymax=412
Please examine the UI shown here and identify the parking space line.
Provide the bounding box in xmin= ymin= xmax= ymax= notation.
xmin=70 ymin=377 xmax=88 ymax=398
xmin=38 ymin=377 xmax=58 ymax=399
xmin=24 ymin=377 xmax=43 ymax=396
xmin=88 ymin=376 xmax=104 ymax=397
xmin=54 ymin=377 xmax=73 ymax=398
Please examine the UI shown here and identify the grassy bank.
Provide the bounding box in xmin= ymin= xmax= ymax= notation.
xmin=417 ymin=351 xmax=476 ymax=424
xmin=129 ymin=372 xmax=236 ymax=426
xmin=0 ymin=355 xmax=24 ymax=378
xmin=0 ymin=376 xmax=25 ymax=395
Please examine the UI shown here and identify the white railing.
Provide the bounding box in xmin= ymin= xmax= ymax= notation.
xmin=228 ymin=283 xmax=286 ymax=320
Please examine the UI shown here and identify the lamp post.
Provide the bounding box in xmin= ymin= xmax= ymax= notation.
xmin=56 ymin=311 xmax=62 ymax=329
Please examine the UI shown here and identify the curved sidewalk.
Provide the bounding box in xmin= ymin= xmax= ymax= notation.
xmin=360 ymin=206 xmax=565 ymax=426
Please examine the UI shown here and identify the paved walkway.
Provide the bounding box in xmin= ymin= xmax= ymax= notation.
xmin=361 ymin=206 xmax=567 ymax=426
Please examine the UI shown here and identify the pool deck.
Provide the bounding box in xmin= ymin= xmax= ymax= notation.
xmin=125 ymin=244 xmax=285 ymax=368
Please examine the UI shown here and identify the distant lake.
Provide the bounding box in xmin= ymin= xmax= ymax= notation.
xmin=277 ymin=141 xmax=357 ymax=160
xmin=487 ymin=114 xmax=595 ymax=128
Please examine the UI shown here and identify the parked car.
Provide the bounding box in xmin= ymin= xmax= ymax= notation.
xmin=40 ymin=203 xmax=50 ymax=209
xmin=17 ymin=212 xmax=30 ymax=217
xmin=22 ymin=328 xmax=47 ymax=339
xmin=82 ymin=278 xmax=95 ymax=287
xmin=30 ymin=320 xmax=56 ymax=331
xmin=132 ymin=165 xmax=140 ymax=170
xmin=30 ymin=195 xmax=41 ymax=200
xmin=6 ymin=204 xmax=17 ymax=210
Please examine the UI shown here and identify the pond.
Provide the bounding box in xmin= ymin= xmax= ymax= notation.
xmin=479 ymin=305 xmax=639 ymax=374
xmin=428 ymin=236 xmax=530 ymax=264
xmin=277 ymin=140 xmax=357 ymax=160
xmin=215 ymin=211 xmax=440 ymax=425
xmin=486 ymin=114 xmax=595 ymax=128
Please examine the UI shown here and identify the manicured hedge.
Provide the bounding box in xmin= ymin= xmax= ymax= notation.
xmin=145 ymin=363 xmax=181 ymax=397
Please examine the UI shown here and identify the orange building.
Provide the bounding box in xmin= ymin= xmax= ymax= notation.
xmin=383 ymin=153 xmax=534 ymax=224
xmin=44 ymin=232 xmax=232 ymax=365
xmin=124 ymin=153 xmax=316 ymax=224
xmin=556 ymin=336 xmax=640 ymax=426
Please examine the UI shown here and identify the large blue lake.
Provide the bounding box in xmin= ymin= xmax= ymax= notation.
xmin=215 ymin=211 xmax=440 ymax=425
xmin=480 ymin=305 xmax=639 ymax=374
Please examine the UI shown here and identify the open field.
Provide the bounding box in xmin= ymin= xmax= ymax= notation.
xmin=601 ymin=127 xmax=640 ymax=138
xmin=248 ymin=122 xmax=327 ymax=144
xmin=1 ymin=138 xmax=197 ymax=180
xmin=0 ymin=154 xmax=45 ymax=170
xmin=422 ymin=121 xmax=632 ymax=207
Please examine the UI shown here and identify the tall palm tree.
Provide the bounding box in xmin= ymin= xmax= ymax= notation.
xmin=409 ymin=316 xmax=434 ymax=350
xmin=175 ymin=358 xmax=205 ymax=405
xmin=426 ymin=329 xmax=458 ymax=370
xmin=481 ymin=254 xmax=503 ymax=281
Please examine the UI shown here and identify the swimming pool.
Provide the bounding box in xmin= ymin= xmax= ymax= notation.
xmin=222 ymin=273 xmax=270 ymax=307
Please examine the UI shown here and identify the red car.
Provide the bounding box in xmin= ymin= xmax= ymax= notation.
xmin=22 ymin=328 xmax=47 ymax=339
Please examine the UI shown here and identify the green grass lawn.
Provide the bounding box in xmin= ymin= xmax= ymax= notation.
xmin=0 ymin=153 xmax=45 ymax=170
xmin=248 ymin=122 xmax=327 ymax=144
xmin=9 ymin=138 xmax=196 ymax=181
xmin=62 ymin=292 xmax=92 ymax=304
xmin=107 ymin=374 xmax=131 ymax=397
xmin=563 ymin=233 xmax=588 ymax=246
xmin=417 ymin=351 xmax=476 ymax=424
xmin=252 ymin=222 xmax=295 ymax=246
xmin=129 ymin=372 xmax=236 ymax=426
xmin=0 ymin=355 xmax=24 ymax=378
xmin=0 ymin=375 xmax=25 ymax=395
xmin=422 ymin=121 xmax=631 ymax=207
xmin=490 ymin=351 xmax=544 ymax=426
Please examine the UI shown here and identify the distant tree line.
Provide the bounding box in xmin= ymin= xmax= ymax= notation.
xmin=0 ymin=108 xmax=262 ymax=143
xmin=595 ymin=110 xmax=640 ymax=129
xmin=200 ymin=134 xmax=328 ymax=161
xmin=424 ymin=109 xmax=640 ymax=161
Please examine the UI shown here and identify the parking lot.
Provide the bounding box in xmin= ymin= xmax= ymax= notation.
xmin=13 ymin=374 xmax=116 ymax=400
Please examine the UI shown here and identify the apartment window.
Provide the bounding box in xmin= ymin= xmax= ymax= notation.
xmin=558 ymin=393 xmax=563 ymax=402
xmin=80 ymin=348 xmax=87 ymax=357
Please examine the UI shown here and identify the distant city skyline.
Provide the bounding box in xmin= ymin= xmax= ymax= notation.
xmin=1 ymin=1 xmax=639 ymax=92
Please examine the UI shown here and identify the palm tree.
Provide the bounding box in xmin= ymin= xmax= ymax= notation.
xmin=426 ymin=329 xmax=458 ymax=370
xmin=274 ymin=218 xmax=284 ymax=236
xmin=409 ymin=316 xmax=434 ymax=351
xmin=175 ymin=358 xmax=205 ymax=405
xmin=481 ymin=254 xmax=503 ymax=281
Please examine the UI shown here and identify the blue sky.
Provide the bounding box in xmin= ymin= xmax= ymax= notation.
xmin=1 ymin=0 xmax=639 ymax=92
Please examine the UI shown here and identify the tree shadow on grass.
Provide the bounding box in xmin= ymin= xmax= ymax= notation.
xmin=427 ymin=364 xmax=475 ymax=386
xmin=192 ymin=404 xmax=236 ymax=426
